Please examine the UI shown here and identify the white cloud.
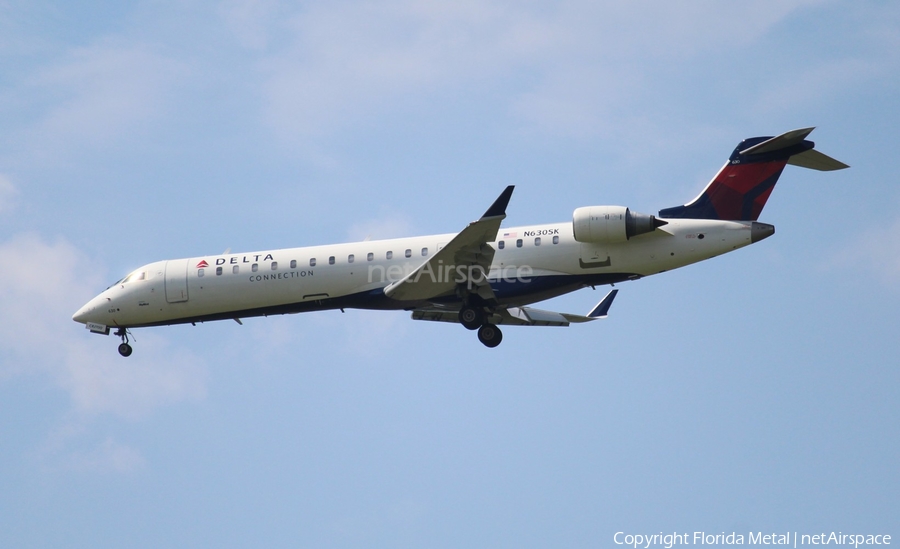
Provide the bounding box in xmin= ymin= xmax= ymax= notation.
xmin=39 ymin=430 xmax=147 ymax=474
xmin=254 ymin=0 xmax=828 ymax=143
xmin=217 ymin=0 xmax=283 ymax=51
xmin=20 ymin=41 xmax=186 ymax=155
xmin=0 ymin=173 xmax=17 ymax=213
xmin=346 ymin=214 xmax=416 ymax=242
xmin=753 ymin=57 xmax=885 ymax=115
xmin=829 ymin=216 xmax=900 ymax=289
xmin=0 ymin=233 xmax=207 ymax=419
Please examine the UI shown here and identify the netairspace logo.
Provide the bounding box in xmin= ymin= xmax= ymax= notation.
xmin=368 ymin=262 xmax=534 ymax=287
xmin=613 ymin=531 xmax=892 ymax=548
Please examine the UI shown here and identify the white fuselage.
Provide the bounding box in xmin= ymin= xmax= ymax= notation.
xmin=73 ymin=217 xmax=761 ymax=330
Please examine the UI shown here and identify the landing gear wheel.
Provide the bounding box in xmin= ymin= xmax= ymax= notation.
xmin=115 ymin=327 xmax=134 ymax=357
xmin=477 ymin=324 xmax=503 ymax=348
xmin=459 ymin=305 xmax=484 ymax=331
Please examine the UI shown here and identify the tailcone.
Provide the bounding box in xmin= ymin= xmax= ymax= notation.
xmin=751 ymin=222 xmax=775 ymax=243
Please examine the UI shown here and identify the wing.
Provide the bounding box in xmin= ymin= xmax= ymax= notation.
xmin=411 ymin=289 xmax=619 ymax=327
xmin=383 ymin=186 xmax=515 ymax=302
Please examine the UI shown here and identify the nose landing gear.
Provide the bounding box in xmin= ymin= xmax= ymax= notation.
xmin=115 ymin=328 xmax=133 ymax=357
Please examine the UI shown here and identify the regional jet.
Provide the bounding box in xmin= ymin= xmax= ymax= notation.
xmin=73 ymin=128 xmax=847 ymax=356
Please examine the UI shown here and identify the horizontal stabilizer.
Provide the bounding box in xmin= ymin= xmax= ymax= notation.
xmin=787 ymin=149 xmax=849 ymax=171
xmin=738 ymin=127 xmax=815 ymax=155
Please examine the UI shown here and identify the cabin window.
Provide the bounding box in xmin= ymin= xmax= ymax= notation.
xmin=216 ymin=266 xmax=223 ymax=276
xmin=329 ymin=256 xmax=335 ymax=265
xmin=198 ymin=269 xmax=205 ymax=277
xmin=553 ymin=235 xmax=559 ymax=245
xmin=367 ymin=252 xmax=374 ymax=261
xmin=535 ymin=237 xmax=541 ymax=246
xmin=386 ymin=251 xmax=393 ymax=260
xmin=405 ymin=249 xmax=412 ymax=258
xmin=271 ymin=262 xmax=278 ymax=270
xmin=498 ymin=241 xmax=505 ymax=250
xmin=421 ymin=247 xmax=428 ymax=256
xmin=232 ymin=265 xmax=239 ymax=274
xmin=348 ymin=254 xmax=355 ymax=263
xmin=290 ymin=260 xmax=297 ymax=269
xmin=309 ymin=258 xmax=316 ymax=267
xmin=252 ymin=263 xmax=258 ymax=272
xmin=516 ymin=239 xmax=523 ymax=248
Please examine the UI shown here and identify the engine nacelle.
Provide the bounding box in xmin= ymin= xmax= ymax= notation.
xmin=572 ymin=206 xmax=666 ymax=244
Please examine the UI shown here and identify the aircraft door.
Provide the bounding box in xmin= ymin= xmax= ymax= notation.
xmin=165 ymin=259 xmax=189 ymax=303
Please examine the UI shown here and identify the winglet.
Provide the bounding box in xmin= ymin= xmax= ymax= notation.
xmin=587 ymin=289 xmax=619 ymax=318
xmin=481 ymin=185 xmax=515 ymax=219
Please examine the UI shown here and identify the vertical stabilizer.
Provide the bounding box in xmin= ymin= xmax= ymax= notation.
xmin=659 ymin=127 xmax=848 ymax=221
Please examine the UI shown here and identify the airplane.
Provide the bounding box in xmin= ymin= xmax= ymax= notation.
xmin=73 ymin=127 xmax=847 ymax=356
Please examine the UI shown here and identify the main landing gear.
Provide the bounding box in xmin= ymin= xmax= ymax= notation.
xmin=459 ymin=305 xmax=503 ymax=348
xmin=477 ymin=323 xmax=502 ymax=348
xmin=115 ymin=328 xmax=133 ymax=357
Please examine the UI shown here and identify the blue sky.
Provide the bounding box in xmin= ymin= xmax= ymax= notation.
xmin=1 ymin=1 xmax=898 ymax=547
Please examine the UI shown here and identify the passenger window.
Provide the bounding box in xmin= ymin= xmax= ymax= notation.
xmin=216 ymin=266 xmax=223 ymax=276
xmin=232 ymin=265 xmax=239 ymax=274
xmin=386 ymin=251 xmax=393 ymax=260
xmin=553 ymin=235 xmax=559 ymax=245
xmin=405 ymin=249 xmax=412 ymax=258
xmin=309 ymin=258 xmax=316 ymax=267
xmin=498 ymin=241 xmax=505 ymax=249
xmin=290 ymin=260 xmax=297 ymax=269
xmin=367 ymin=252 xmax=374 ymax=261
xmin=421 ymin=247 xmax=428 ymax=256
xmin=516 ymin=239 xmax=523 ymax=248
xmin=329 ymin=256 xmax=335 ymax=265
xmin=271 ymin=262 xmax=278 ymax=270
xmin=348 ymin=254 xmax=355 ymax=263
xmin=252 ymin=263 xmax=258 ymax=272
xmin=198 ymin=269 xmax=205 ymax=277
xmin=535 ymin=237 xmax=541 ymax=246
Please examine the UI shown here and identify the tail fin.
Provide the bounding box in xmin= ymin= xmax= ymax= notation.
xmin=659 ymin=127 xmax=848 ymax=221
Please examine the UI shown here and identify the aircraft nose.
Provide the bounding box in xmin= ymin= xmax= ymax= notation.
xmin=73 ymin=295 xmax=106 ymax=324
xmin=72 ymin=302 xmax=93 ymax=323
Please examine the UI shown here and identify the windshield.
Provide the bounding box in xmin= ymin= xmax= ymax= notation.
xmin=110 ymin=270 xmax=146 ymax=287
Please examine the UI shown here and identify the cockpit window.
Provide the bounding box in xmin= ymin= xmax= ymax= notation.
xmin=115 ymin=271 xmax=146 ymax=285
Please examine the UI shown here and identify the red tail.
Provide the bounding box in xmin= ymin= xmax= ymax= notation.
xmin=659 ymin=128 xmax=848 ymax=221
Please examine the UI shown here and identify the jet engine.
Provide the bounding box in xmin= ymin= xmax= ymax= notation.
xmin=572 ymin=206 xmax=667 ymax=244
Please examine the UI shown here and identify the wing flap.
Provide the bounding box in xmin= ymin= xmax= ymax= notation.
xmin=410 ymin=290 xmax=619 ymax=327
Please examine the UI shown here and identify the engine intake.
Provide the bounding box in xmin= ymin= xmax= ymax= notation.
xmin=572 ymin=206 xmax=667 ymax=244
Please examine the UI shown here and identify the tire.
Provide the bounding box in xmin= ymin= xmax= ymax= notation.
xmin=477 ymin=324 xmax=503 ymax=348
xmin=459 ymin=306 xmax=484 ymax=331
